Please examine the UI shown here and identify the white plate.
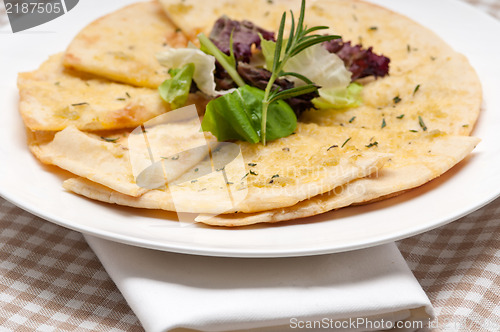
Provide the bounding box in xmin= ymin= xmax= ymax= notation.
xmin=1 ymin=0 xmax=499 ymax=257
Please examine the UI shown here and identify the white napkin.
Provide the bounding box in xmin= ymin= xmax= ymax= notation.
xmin=85 ymin=235 xmax=433 ymax=332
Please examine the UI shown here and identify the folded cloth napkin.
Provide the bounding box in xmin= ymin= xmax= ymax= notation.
xmin=85 ymin=236 xmax=433 ymax=332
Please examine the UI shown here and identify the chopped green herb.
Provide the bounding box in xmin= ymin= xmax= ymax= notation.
xmin=396 ymin=114 xmax=405 ymax=119
xmin=282 ymin=147 xmax=290 ymax=152
xmin=341 ymin=137 xmax=351 ymax=148
xmin=413 ymin=84 xmax=421 ymax=95
xmin=393 ymin=96 xmax=402 ymax=104
xmin=116 ymin=98 xmax=126 ymax=101
xmin=418 ymin=116 xmax=427 ymax=131
xmin=381 ymin=118 xmax=386 ymax=129
xmin=366 ymin=141 xmax=378 ymax=148
xmin=241 ymin=172 xmax=249 ymax=180
xmin=126 ymin=92 xmax=131 ymax=98
xmin=191 ymin=180 xmax=198 ymax=183
xmin=327 ymin=145 xmax=338 ymax=151
xmin=369 ymin=26 xmax=378 ymax=31
xmin=171 ymin=155 xmax=180 ymax=160
xmin=409 ymin=130 xmax=418 ymax=133
xmin=462 ymin=124 xmax=469 ymax=128
xmin=269 ymin=174 xmax=279 ymax=184
xmin=407 ymin=44 xmax=411 ymax=53
xmin=101 ymin=137 xmax=119 ymax=143
xmin=349 ymin=116 xmax=356 ymax=123
xmin=54 ymin=81 xmax=60 ymax=86
xmin=248 ymin=163 xmax=257 ymax=167
xmin=194 ymin=168 xmax=199 ymax=172
xmin=226 ymin=181 xmax=234 ymax=185
xmin=249 ymin=170 xmax=258 ymax=176
xmin=71 ymin=102 xmax=89 ymax=106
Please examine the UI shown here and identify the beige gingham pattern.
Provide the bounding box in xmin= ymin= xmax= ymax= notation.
xmin=398 ymin=200 xmax=500 ymax=331
xmin=0 ymin=199 xmax=142 ymax=331
xmin=0 ymin=0 xmax=499 ymax=331
xmin=464 ymin=0 xmax=500 ymax=18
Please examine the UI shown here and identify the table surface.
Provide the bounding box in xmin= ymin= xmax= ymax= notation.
xmin=1 ymin=0 xmax=499 ymax=331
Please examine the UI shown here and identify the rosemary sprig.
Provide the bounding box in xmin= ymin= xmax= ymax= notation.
xmin=261 ymin=0 xmax=340 ymax=144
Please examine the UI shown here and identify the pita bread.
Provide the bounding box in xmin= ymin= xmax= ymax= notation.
xmin=29 ymin=116 xmax=211 ymax=197
xmin=63 ymin=1 xmax=187 ymax=88
xmin=30 ymin=126 xmax=147 ymax=196
xmin=62 ymin=123 xmax=392 ymax=214
xmin=18 ymin=53 xmax=168 ymax=131
xmin=196 ymin=132 xmax=481 ymax=226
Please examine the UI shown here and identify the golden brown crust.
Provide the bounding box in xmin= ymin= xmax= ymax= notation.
xmin=63 ymin=1 xmax=179 ymax=88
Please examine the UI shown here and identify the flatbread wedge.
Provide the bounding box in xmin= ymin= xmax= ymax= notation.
xmin=18 ymin=53 xmax=172 ymax=131
xmin=29 ymin=116 xmax=212 ymax=197
xmin=63 ymin=1 xmax=187 ymax=88
xmin=197 ymin=132 xmax=480 ymax=226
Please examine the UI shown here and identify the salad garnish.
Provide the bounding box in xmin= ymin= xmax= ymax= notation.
xmin=156 ymin=0 xmax=391 ymax=145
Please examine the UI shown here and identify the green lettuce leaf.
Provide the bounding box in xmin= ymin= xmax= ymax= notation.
xmin=201 ymin=85 xmax=297 ymax=143
xmin=158 ymin=63 xmax=195 ymax=109
xmin=312 ymin=82 xmax=363 ymax=109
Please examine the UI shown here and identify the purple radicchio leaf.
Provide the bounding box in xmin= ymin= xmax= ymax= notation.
xmin=209 ymin=16 xmax=275 ymax=63
xmin=323 ymin=38 xmax=390 ymax=80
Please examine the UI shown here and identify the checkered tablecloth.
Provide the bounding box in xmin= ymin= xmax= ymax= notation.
xmin=0 ymin=1 xmax=499 ymax=331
